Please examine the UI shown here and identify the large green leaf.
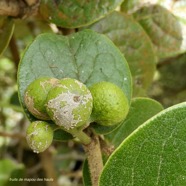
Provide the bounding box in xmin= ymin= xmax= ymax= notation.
xmin=86 ymin=11 xmax=156 ymax=96
xmin=121 ymin=0 xmax=186 ymax=55
xmin=0 ymin=17 xmax=14 ymax=55
xmin=39 ymin=0 xmax=124 ymax=28
xmin=105 ymin=97 xmax=163 ymax=147
xmin=0 ymin=159 xmax=25 ymax=186
xmin=99 ymin=102 xmax=186 ymax=186
xmin=132 ymin=5 xmax=183 ymax=59
xmin=121 ymin=0 xmax=186 ymax=21
xmin=18 ymin=29 xmax=132 ymax=121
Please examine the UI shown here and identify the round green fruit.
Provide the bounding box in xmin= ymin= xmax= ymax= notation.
xmin=46 ymin=78 xmax=93 ymax=130
xmin=24 ymin=77 xmax=59 ymax=120
xmin=90 ymin=81 xmax=129 ymax=126
xmin=26 ymin=121 xmax=54 ymax=153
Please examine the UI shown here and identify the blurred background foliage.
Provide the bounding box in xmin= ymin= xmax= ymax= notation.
xmin=0 ymin=0 xmax=186 ymax=186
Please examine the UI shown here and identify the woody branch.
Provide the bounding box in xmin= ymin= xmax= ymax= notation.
xmin=0 ymin=0 xmax=40 ymax=18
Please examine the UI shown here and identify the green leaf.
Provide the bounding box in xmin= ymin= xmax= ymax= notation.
xmin=86 ymin=11 xmax=156 ymax=96
xmin=0 ymin=17 xmax=14 ymax=55
xmin=148 ymin=53 xmax=186 ymax=107
xmin=121 ymin=0 xmax=186 ymax=22
xmin=39 ymin=0 xmax=124 ymax=28
xmin=132 ymin=5 xmax=183 ymax=59
xmin=105 ymin=97 xmax=164 ymax=147
xmin=91 ymin=123 xmax=120 ymax=135
xmin=0 ymin=159 xmax=25 ymax=186
xmin=99 ymin=102 xmax=186 ymax=186
xmin=53 ymin=129 xmax=73 ymax=141
xmin=121 ymin=1 xmax=186 ymax=55
xmin=120 ymin=0 xmax=151 ymax=13
xmin=158 ymin=53 xmax=186 ymax=91
xmin=18 ymin=29 xmax=132 ymax=121
xmin=83 ymin=159 xmax=92 ymax=186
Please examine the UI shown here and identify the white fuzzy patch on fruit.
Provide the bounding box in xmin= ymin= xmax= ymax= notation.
xmin=75 ymin=79 xmax=84 ymax=89
xmin=26 ymin=123 xmax=51 ymax=153
xmin=47 ymin=91 xmax=92 ymax=130
xmin=24 ymin=91 xmax=49 ymax=120
xmin=40 ymin=81 xmax=48 ymax=94
xmin=40 ymin=78 xmax=59 ymax=93
xmin=26 ymin=130 xmax=39 ymax=153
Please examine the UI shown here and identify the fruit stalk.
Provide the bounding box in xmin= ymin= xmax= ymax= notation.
xmin=83 ymin=131 xmax=103 ymax=186
xmin=68 ymin=128 xmax=91 ymax=145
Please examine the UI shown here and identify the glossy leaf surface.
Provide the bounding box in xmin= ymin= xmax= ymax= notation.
xmin=18 ymin=30 xmax=132 ymax=122
xmin=87 ymin=11 xmax=156 ymax=96
xmin=39 ymin=0 xmax=124 ymax=28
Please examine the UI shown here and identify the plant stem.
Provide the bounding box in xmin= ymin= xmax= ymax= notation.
xmin=0 ymin=131 xmax=24 ymax=139
xmin=69 ymin=128 xmax=91 ymax=145
xmin=83 ymin=131 xmax=103 ymax=186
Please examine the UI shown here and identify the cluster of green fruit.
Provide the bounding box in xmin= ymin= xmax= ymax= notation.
xmin=24 ymin=77 xmax=129 ymax=153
